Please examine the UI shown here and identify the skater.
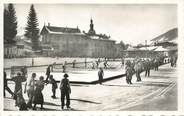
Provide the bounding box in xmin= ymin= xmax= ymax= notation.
xmin=62 ymin=62 xmax=67 ymax=73
xmin=51 ymin=64 xmax=54 ymax=72
xmin=11 ymin=72 xmax=26 ymax=106
xmin=24 ymin=73 xmax=36 ymax=108
xmin=154 ymin=58 xmax=159 ymax=71
xmin=103 ymin=60 xmax=108 ymax=69
xmin=49 ymin=75 xmax=58 ymax=99
xmin=96 ymin=60 xmax=99 ymax=69
xmin=72 ymin=60 xmax=76 ymax=68
xmin=60 ymin=74 xmax=71 ymax=110
xmin=33 ymin=76 xmax=45 ymax=110
xmin=125 ymin=61 xmax=134 ymax=84
xmin=21 ymin=66 xmax=27 ymax=78
xmin=16 ymin=90 xmax=28 ymax=111
xmin=45 ymin=65 xmax=51 ymax=83
xmin=134 ymin=60 xmax=142 ymax=82
xmin=170 ymin=57 xmax=173 ymax=67
xmin=84 ymin=58 xmax=87 ymax=68
xmin=145 ymin=60 xmax=151 ymax=77
xmin=4 ymin=71 xmax=14 ymax=97
xmin=32 ymin=58 xmax=34 ymax=66
xmin=92 ymin=61 xmax=95 ymax=69
xmin=98 ymin=68 xmax=104 ymax=84
xmin=121 ymin=58 xmax=124 ymax=67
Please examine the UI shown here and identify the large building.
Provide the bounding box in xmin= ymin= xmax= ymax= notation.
xmin=40 ymin=19 xmax=117 ymax=58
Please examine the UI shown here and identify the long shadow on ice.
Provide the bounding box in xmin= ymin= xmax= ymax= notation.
xmin=71 ymin=98 xmax=101 ymax=104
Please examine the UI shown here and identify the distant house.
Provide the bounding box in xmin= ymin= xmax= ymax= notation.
xmin=4 ymin=43 xmax=17 ymax=58
xmin=40 ymin=19 xmax=116 ymax=58
xmin=150 ymin=28 xmax=178 ymax=57
xmin=124 ymin=27 xmax=178 ymax=59
xmin=4 ymin=36 xmax=32 ymax=58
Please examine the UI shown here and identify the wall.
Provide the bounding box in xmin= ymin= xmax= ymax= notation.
xmin=42 ymin=33 xmax=116 ymax=58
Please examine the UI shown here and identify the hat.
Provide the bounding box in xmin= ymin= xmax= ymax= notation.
xmin=63 ymin=73 xmax=69 ymax=78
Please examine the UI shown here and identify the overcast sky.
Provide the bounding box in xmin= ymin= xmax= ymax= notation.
xmin=6 ymin=4 xmax=177 ymax=45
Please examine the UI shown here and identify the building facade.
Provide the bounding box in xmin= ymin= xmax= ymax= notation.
xmin=40 ymin=19 xmax=116 ymax=58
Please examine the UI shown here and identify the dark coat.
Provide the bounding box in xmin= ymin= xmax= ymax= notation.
xmin=60 ymin=78 xmax=71 ymax=94
xmin=12 ymin=75 xmax=26 ymax=100
xmin=98 ymin=70 xmax=104 ymax=80
xmin=50 ymin=78 xmax=58 ymax=90
xmin=33 ymin=80 xmax=44 ymax=104
xmin=46 ymin=66 xmax=50 ymax=76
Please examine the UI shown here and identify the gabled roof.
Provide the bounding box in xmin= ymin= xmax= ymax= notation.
xmin=126 ymin=47 xmax=140 ymax=51
xmin=154 ymin=46 xmax=169 ymax=52
xmin=40 ymin=26 xmax=81 ymax=35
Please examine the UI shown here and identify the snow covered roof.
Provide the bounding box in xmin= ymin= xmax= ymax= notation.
xmin=42 ymin=26 xmax=81 ymax=34
xmin=165 ymin=46 xmax=178 ymax=51
xmin=139 ymin=46 xmax=157 ymax=51
xmin=154 ymin=46 xmax=169 ymax=52
xmin=126 ymin=47 xmax=140 ymax=51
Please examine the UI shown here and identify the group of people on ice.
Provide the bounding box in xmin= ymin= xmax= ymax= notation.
xmin=4 ymin=66 xmax=71 ymax=111
xmin=4 ymin=55 xmax=177 ymax=111
xmin=125 ymin=56 xmax=166 ymax=84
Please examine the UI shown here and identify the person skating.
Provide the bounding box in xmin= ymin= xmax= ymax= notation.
xmin=24 ymin=73 xmax=36 ymax=108
xmin=33 ymin=76 xmax=45 ymax=110
xmin=21 ymin=66 xmax=27 ymax=78
xmin=154 ymin=58 xmax=159 ymax=71
xmin=145 ymin=60 xmax=151 ymax=77
xmin=60 ymin=74 xmax=71 ymax=110
xmin=62 ymin=63 xmax=66 ymax=73
xmin=45 ymin=65 xmax=51 ymax=83
xmin=134 ymin=60 xmax=142 ymax=82
xmin=103 ymin=60 xmax=108 ymax=69
xmin=4 ymin=71 xmax=14 ymax=98
xmin=16 ymin=89 xmax=28 ymax=111
xmin=98 ymin=68 xmax=104 ymax=84
xmin=49 ymin=75 xmax=58 ymax=99
xmin=125 ymin=61 xmax=134 ymax=84
xmin=11 ymin=72 xmax=26 ymax=106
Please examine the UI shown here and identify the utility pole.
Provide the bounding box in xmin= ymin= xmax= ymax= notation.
xmin=145 ymin=40 xmax=148 ymax=58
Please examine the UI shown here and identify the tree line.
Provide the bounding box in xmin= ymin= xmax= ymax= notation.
xmin=4 ymin=4 xmax=40 ymax=50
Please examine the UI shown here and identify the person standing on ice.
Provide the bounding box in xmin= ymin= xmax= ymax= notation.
xmin=60 ymin=74 xmax=71 ymax=110
xmin=11 ymin=72 xmax=26 ymax=106
xmin=98 ymin=67 xmax=104 ymax=85
xmin=45 ymin=65 xmax=51 ymax=83
xmin=49 ymin=75 xmax=58 ymax=99
xmin=4 ymin=71 xmax=14 ymax=98
xmin=62 ymin=61 xmax=67 ymax=73
xmin=24 ymin=73 xmax=36 ymax=108
xmin=32 ymin=76 xmax=45 ymax=110
xmin=125 ymin=61 xmax=133 ymax=84
xmin=134 ymin=60 xmax=142 ymax=82
xmin=32 ymin=58 xmax=34 ymax=66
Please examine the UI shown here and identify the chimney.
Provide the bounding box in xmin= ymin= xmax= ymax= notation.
xmin=48 ymin=23 xmax=50 ymax=27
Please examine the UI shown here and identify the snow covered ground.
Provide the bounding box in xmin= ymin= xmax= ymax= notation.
xmin=5 ymin=58 xmax=125 ymax=82
xmin=4 ymin=64 xmax=177 ymax=111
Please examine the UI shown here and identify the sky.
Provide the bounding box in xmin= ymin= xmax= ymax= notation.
xmin=5 ymin=4 xmax=177 ymax=45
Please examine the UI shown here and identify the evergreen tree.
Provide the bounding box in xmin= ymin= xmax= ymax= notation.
xmin=4 ymin=4 xmax=17 ymax=44
xmin=25 ymin=4 xmax=40 ymax=50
